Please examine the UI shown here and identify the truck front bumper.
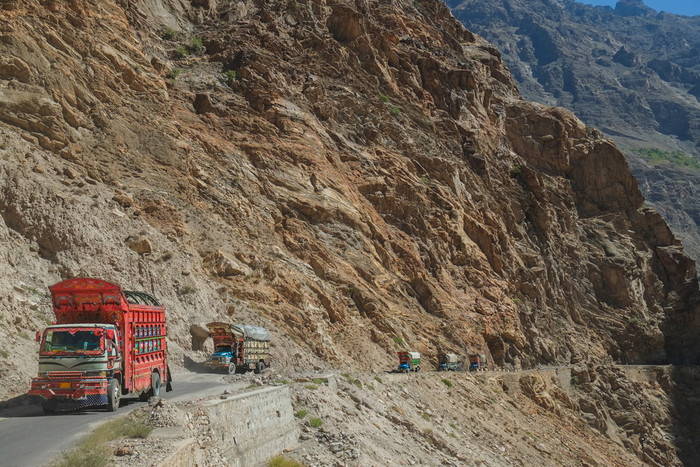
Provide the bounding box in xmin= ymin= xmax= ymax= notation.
xmin=29 ymin=377 xmax=108 ymax=401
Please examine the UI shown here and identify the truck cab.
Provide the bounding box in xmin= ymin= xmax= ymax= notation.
xmin=31 ymin=323 xmax=122 ymax=412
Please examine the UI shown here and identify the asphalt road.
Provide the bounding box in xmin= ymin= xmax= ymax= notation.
xmin=0 ymin=371 xmax=238 ymax=467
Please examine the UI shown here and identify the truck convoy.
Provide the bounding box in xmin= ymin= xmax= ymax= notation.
xmin=204 ymin=322 xmax=271 ymax=374
xmin=28 ymin=278 xmax=170 ymax=413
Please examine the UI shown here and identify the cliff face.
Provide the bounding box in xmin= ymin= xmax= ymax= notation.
xmin=0 ymin=0 xmax=698 ymax=395
xmin=447 ymin=0 xmax=700 ymax=274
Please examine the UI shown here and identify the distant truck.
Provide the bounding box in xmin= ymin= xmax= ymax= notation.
xmin=204 ymin=322 xmax=270 ymax=374
xmin=29 ymin=278 xmax=171 ymax=413
xmin=437 ymin=353 xmax=460 ymax=371
xmin=468 ymin=353 xmax=488 ymax=371
xmin=397 ymin=351 xmax=421 ymax=372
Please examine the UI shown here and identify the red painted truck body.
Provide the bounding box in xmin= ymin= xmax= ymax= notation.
xmin=28 ymin=278 xmax=170 ymax=413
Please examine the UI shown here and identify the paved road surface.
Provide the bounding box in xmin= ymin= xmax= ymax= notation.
xmin=0 ymin=371 xmax=239 ymax=467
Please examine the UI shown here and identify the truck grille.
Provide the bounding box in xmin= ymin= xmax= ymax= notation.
xmin=48 ymin=371 xmax=82 ymax=379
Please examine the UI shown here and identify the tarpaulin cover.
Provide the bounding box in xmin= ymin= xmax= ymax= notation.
xmin=236 ymin=324 xmax=271 ymax=341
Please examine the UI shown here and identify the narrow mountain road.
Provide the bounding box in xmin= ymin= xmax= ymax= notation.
xmin=0 ymin=371 xmax=240 ymax=467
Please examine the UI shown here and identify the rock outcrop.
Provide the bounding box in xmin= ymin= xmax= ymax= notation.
xmin=448 ymin=0 xmax=700 ymax=273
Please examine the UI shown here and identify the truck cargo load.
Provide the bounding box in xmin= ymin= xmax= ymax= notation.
xmin=28 ymin=278 xmax=170 ymax=413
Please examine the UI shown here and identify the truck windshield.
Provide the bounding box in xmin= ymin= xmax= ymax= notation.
xmin=215 ymin=345 xmax=232 ymax=353
xmin=41 ymin=328 xmax=104 ymax=355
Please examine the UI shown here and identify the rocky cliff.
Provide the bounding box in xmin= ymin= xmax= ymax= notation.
xmin=1 ymin=1 xmax=700 ymax=463
xmin=447 ymin=0 xmax=700 ymax=275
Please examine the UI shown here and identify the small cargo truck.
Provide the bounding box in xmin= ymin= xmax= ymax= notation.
xmin=204 ymin=322 xmax=270 ymax=374
xmin=397 ymin=351 xmax=421 ymax=372
xmin=29 ymin=278 xmax=171 ymax=413
xmin=437 ymin=353 xmax=460 ymax=371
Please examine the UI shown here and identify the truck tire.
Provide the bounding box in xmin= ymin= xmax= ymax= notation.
xmin=108 ymin=378 xmax=121 ymax=412
xmin=415 ymin=365 xmax=420 ymax=372
xmin=228 ymin=362 xmax=236 ymax=375
xmin=254 ymin=361 xmax=264 ymax=374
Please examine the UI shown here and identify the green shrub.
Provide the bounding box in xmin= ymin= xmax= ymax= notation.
xmin=389 ymin=105 xmax=401 ymax=117
xmin=0 ymin=349 xmax=8 ymax=359
xmin=309 ymin=417 xmax=323 ymax=428
xmin=510 ymin=165 xmax=522 ymax=178
xmin=162 ymin=28 xmax=176 ymax=40
xmin=374 ymin=376 xmax=383 ymax=384
xmin=312 ymin=378 xmax=324 ymax=385
xmin=393 ymin=337 xmax=403 ymax=347
xmin=268 ymin=456 xmax=305 ymax=467
xmin=419 ymin=175 xmax=430 ymax=184
xmin=169 ymin=68 xmax=181 ymax=79
xmin=442 ymin=379 xmax=453 ymax=388
xmin=571 ymin=375 xmax=579 ymax=387
xmin=174 ymin=47 xmax=188 ymax=59
xmin=222 ymin=69 xmax=237 ymax=84
xmin=629 ymin=317 xmax=640 ymax=326
xmin=379 ymin=94 xmax=389 ymax=103
xmin=187 ymin=36 xmax=205 ymax=55
xmin=276 ymin=379 xmax=289 ymax=385
xmin=295 ymin=409 xmax=308 ymax=419
xmin=305 ymin=384 xmax=318 ymax=390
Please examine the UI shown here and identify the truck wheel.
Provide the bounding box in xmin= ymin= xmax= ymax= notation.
xmin=254 ymin=362 xmax=264 ymax=374
xmin=151 ymin=372 xmax=161 ymax=397
xmin=228 ymin=362 xmax=236 ymax=375
xmin=41 ymin=399 xmax=56 ymax=414
xmin=108 ymin=379 xmax=121 ymax=412
xmin=415 ymin=365 xmax=420 ymax=372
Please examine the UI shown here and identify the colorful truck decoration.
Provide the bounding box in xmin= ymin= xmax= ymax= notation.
xmin=204 ymin=322 xmax=270 ymax=374
xmin=28 ymin=278 xmax=171 ymax=413
xmin=397 ymin=351 xmax=421 ymax=372
xmin=437 ymin=353 xmax=460 ymax=371
xmin=468 ymin=353 xmax=488 ymax=371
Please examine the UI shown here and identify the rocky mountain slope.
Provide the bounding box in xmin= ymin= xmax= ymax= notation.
xmin=0 ymin=0 xmax=699 ymax=464
xmin=447 ymin=0 xmax=700 ymax=272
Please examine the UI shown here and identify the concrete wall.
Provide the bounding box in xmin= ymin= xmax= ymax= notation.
xmin=163 ymin=385 xmax=298 ymax=467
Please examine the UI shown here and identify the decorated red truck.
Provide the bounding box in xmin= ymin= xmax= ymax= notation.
xmin=28 ymin=278 xmax=171 ymax=413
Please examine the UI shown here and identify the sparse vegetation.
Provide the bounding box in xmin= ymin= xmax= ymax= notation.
xmin=309 ymin=417 xmax=323 ymax=428
xmin=628 ymin=317 xmax=641 ymax=326
xmin=295 ymin=409 xmax=308 ymax=419
xmin=174 ymin=47 xmax=188 ymax=59
xmin=305 ymin=384 xmax=318 ymax=390
xmin=442 ymin=379 xmax=453 ymax=388
xmin=347 ymin=285 xmax=355 ymax=298
xmin=570 ymin=375 xmax=579 ymax=387
xmin=0 ymin=349 xmax=8 ymax=359
xmin=222 ymin=69 xmax=237 ymax=85
xmin=393 ymin=337 xmax=403 ymax=347
xmin=374 ymin=376 xmax=383 ymax=384
xmin=269 ymin=456 xmax=305 ymax=467
xmin=169 ymin=68 xmax=181 ymax=79
xmin=187 ymin=36 xmax=205 ymax=55
xmin=419 ymin=175 xmax=430 ymax=184
xmin=312 ymin=378 xmax=325 ymax=385
xmin=54 ymin=414 xmax=152 ymax=467
xmin=510 ymin=164 xmax=522 ymax=177
xmin=389 ymin=105 xmax=401 ymax=117
xmin=276 ymin=379 xmax=290 ymax=385
xmin=636 ymin=147 xmax=700 ymax=170
xmin=379 ymin=94 xmax=389 ymax=103
xmin=162 ymin=27 xmax=176 ymax=40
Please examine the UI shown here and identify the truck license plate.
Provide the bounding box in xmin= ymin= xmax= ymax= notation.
xmin=59 ymin=382 xmax=71 ymax=389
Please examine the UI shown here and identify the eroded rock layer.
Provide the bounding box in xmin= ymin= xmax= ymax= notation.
xmin=0 ymin=0 xmax=698 ymax=399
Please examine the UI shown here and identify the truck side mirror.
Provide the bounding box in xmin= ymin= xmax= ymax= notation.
xmin=35 ymin=331 xmax=41 ymax=343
